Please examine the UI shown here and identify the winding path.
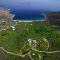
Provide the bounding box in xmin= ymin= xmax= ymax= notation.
xmin=0 ymin=38 xmax=60 ymax=60
xmin=0 ymin=47 xmax=60 ymax=57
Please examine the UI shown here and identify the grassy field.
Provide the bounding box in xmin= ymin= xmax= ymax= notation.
xmin=0 ymin=22 xmax=60 ymax=60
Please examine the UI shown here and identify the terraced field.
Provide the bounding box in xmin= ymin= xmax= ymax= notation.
xmin=0 ymin=22 xmax=60 ymax=60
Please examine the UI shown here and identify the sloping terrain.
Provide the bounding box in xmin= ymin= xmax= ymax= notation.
xmin=0 ymin=22 xmax=60 ymax=60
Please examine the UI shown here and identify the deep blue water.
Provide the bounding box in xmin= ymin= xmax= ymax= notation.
xmin=0 ymin=2 xmax=45 ymax=20
xmin=0 ymin=5 xmax=45 ymax=20
xmin=10 ymin=9 xmax=45 ymax=20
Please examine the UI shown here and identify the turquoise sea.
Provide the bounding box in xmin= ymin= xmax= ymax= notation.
xmin=12 ymin=10 xmax=45 ymax=20
xmin=0 ymin=2 xmax=45 ymax=20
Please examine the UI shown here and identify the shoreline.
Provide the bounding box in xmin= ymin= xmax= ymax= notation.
xmin=14 ymin=19 xmax=47 ymax=22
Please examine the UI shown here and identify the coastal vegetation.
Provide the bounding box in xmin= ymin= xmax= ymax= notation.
xmin=0 ymin=22 xmax=60 ymax=60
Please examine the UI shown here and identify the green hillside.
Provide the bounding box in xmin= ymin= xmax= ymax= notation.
xmin=0 ymin=22 xmax=60 ymax=60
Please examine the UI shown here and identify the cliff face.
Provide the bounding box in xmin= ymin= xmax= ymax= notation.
xmin=45 ymin=12 xmax=60 ymax=26
xmin=0 ymin=8 xmax=15 ymax=30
